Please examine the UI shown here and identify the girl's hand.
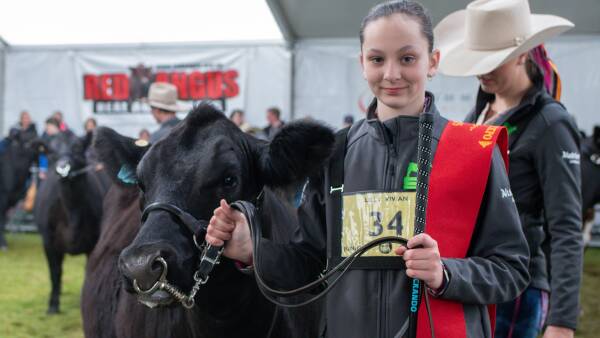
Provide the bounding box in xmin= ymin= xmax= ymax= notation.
xmin=206 ymin=199 xmax=253 ymax=265
xmin=395 ymin=233 xmax=444 ymax=290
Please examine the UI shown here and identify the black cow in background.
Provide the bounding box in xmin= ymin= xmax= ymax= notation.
xmin=34 ymin=131 xmax=111 ymax=313
xmin=0 ymin=129 xmax=39 ymax=249
xmin=92 ymin=104 xmax=333 ymax=338
xmin=581 ymin=126 xmax=600 ymax=247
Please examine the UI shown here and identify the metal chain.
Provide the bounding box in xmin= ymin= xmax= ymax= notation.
xmin=134 ymin=240 xmax=220 ymax=309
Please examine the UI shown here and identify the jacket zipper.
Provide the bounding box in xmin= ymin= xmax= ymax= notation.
xmin=383 ymin=271 xmax=389 ymax=337
xmin=375 ymin=121 xmax=398 ymax=336
xmin=378 ymin=271 xmax=384 ymax=338
xmin=375 ymin=121 xmax=398 ymax=190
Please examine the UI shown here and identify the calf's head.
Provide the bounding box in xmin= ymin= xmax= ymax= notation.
xmin=34 ymin=131 xmax=93 ymax=180
xmin=94 ymin=104 xmax=334 ymax=309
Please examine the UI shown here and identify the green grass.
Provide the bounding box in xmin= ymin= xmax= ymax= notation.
xmin=0 ymin=233 xmax=85 ymax=338
xmin=0 ymin=233 xmax=599 ymax=337
xmin=577 ymin=248 xmax=600 ymax=338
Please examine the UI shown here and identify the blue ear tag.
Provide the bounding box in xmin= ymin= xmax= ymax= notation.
xmin=117 ymin=165 xmax=138 ymax=184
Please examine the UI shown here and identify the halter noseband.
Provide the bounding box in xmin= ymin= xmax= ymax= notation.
xmin=135 ymin=202 xmax=224 ymax=309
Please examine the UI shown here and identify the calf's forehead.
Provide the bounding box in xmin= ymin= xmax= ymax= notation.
xmin=137 ymin=133 xmax=250 ymax=184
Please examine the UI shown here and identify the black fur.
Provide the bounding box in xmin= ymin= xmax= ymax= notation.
xmin=86 ymin=105 xmax=334 ymax=338
xmin=174 ymin=103 xmax=229 ymax=149
xmin=93 ymin=127 xmax=149 ymax=186
xmin=260 ymin=120 xmax=335 ymax=187
xmin=34 ymin=133 xmax=111 ymax=313
xmin=582 ymin=126 xmax=600 ymax=212
xmin=0 ymin=135 xmax=38 ymax=248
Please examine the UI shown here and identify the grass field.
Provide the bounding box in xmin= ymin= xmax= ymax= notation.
xmin=577 ymin=247 xmax=600 ymax=338
xmin=0 ymin=232 xmax=599 ymax=337
xmin=0 ymin=233 xmax=85 ymax=338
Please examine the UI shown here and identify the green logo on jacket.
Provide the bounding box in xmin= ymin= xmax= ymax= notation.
xmin=403 ymin=162 xmax=418 ymax=190
xmin=503 ymin=122 xmax=517 ymax=135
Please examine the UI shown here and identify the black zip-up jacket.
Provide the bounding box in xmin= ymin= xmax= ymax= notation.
xmin=255 ymin=94 xmax=530 ymax=338
xmin=465 ymin=81 xmax=583 ymax=330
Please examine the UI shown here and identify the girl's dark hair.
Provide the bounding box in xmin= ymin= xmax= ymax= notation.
xmin=525 ymin=57 xmax=543 ymax=83
xmin=360 ymin=0 xmax=434 ymax=52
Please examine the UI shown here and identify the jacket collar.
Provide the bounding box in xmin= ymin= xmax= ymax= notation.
xmin=364 ymin=92 xmax=446 ymax=144
xmin=470 ymin=74 xmax=547 ymax=126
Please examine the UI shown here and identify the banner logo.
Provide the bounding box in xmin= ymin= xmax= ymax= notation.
xmin=83 ymin=63 xmax=240 ymax=114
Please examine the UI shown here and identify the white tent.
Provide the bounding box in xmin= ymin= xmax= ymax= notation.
xmin=1 ymin=1 xmax=600 ymax=135
xmin=0 ymin=37 xmax=7 ymax=133
xmin=267 ymin=0 xmax=600 ymax=132
xmin=2 ymin=41 xmax=291 ymax=137
xmin=267 ymin=0 xmax=600 ymax=42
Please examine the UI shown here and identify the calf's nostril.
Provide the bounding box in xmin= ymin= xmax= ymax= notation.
xmin=119 ymin=251 xmax=166 ymax=292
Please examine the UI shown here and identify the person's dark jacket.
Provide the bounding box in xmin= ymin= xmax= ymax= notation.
xmin=253 ymin=93 xmax=530 ymax=338
xmin=9 ymin=123 xmax=38 ymax=144
xmin=150 ymin=116 xmax=180 ymax=143
xmin=464 ymin=80 xmax=583 ymax=330
xmin=262 ymin=121 xmax=284 ymax=141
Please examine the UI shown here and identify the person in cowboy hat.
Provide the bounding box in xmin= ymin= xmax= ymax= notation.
xmin=435 ymin=1 xmax=582 ymax=337
xmin=148 ymin=82 xmax=184 ymax=143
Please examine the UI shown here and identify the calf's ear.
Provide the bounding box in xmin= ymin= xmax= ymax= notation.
xmin=594 ymin=126 xmax=600 ymax=146
xmin=93 ymin=127 xmax=150 ymax=186
xmin=258 ymin=120 xmax=335 ymax=187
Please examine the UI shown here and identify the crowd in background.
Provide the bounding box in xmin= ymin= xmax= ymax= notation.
xmin=0 ymin=99 xmax=356 ymax=181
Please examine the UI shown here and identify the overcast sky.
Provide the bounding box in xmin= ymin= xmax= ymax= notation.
xmin=0 ymin=0 xmax=283 ymax=45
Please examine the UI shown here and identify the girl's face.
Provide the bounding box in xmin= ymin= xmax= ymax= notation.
xmin=360 ymin=13 xmax=438 ymax=115
xmin=478 ymin=53 xmax=527 ymax=95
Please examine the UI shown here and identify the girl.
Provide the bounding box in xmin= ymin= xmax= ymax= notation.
xmin=207 ymin=1 xmax=530 ymax=337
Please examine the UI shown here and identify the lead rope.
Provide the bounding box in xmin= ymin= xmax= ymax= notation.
xmin=408 ymin=110 xmax=435 ymax=338
xmin=234 ymin=112 xmax=437 ymax=337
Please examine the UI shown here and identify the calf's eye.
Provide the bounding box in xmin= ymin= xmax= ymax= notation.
xmin=223 ymin=176 xmax=238 ymax=188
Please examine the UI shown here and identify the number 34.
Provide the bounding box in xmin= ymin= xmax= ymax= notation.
xmin=369 ymin=211 xmax=403 ymax=237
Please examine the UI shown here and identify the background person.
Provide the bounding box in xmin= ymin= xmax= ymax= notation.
xmin=229 ymin=109 xmax=254 ymax=133
xmin=2 ymin=111 xmax=38 ymax=155
xmin=84 ymin=118 xmax=97 ymax=133
xmin=262 ymin=107 xmax=284 ymax=140
xmin=148 ymin=82 xmax=183 ymax=143
xmin=138 ymin=128 xmax=151 ymax=142
xmin=342 ymin=114 xmax=354 ymax=129
xmin=52 ymin=111 xmax=69 ymax=132
xmin=435 ymin=1 xmax=582 ymax=337
xmin=9 ymin=111 xmax=38 ymax=142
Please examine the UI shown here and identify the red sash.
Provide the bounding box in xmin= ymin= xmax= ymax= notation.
xmin=416 ymin=122 xmax=508 ymax=338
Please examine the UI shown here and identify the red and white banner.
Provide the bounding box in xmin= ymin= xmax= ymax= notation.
xmin=4 ymin=42 xmax=291 ymax=137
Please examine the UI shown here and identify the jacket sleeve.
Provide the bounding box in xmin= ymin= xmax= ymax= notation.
xmin=252 ymin=172 xmax=328 ymax=290
xmin=439 ymin=147 xmax=531 ymax=304
xmin=533 ymin=118 xmax=583 ymax=330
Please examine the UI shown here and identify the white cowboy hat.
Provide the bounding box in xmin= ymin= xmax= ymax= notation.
xmin=434 ymin=0 xmax=574 ymax=77
xmin=148 ymin=82 xmax=184 ymax=112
